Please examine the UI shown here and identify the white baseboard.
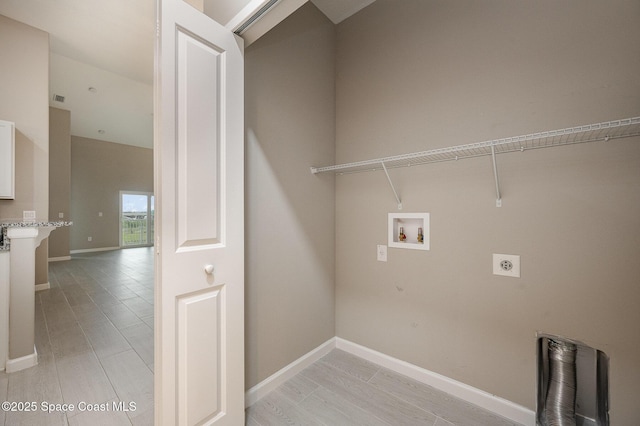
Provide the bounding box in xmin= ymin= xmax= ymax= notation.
xmin=336 ymin=337 xmax=535 ymax=426
xmin=6 ymin=346 xmax=38 ymax=373
xmin=48 ymin=256 xmax=71 ymax=262
xmin=70 ymin=246 xmax=119 ymax=254
xmin=35 ymin=282 xmax=50 ymax=292
xmin=245 ymin=338 xmax=336 ymax=408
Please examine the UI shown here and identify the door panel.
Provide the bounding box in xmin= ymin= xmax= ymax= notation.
xmin=177 ymin=30 xmax=221 ymax=247
xmin=177 ymin=287 xmax=223 ymax=424
xmin=155 ymin=0 xmax=244 ymax=424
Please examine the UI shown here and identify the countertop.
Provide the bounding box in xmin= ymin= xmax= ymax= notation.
xmin=0 ymin=221 xmax=73 ymax=251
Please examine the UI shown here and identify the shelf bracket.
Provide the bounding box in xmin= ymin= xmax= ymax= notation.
xmin=491 ymin=145 xmax=502 ymax=207
xmin=381 ymin=161 xmax=402 ymax=210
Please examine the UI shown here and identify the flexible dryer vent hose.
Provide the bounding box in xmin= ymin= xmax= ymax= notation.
xmin=544 ymin=339 xmax=577 ymax=426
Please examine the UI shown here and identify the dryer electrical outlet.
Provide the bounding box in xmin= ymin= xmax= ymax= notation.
xmin=493 ymin=253 xmax=521 ymax=278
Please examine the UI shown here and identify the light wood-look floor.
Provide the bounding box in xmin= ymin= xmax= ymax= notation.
xmin=1 ymin=248 xmax=523 ymax=426
xmin=0 ymin=248 xmax=154 ymax=426
xmin=246 ymin=349 xmax=524 ymax=426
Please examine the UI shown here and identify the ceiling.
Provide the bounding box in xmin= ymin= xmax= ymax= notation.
xmin=312 ymin=0 xmax=375 ymax=24
xmin=0 ymin=0 xmax=375 ymax=149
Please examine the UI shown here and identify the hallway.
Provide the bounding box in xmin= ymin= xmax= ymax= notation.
xmin=0 ymin=248 xmax=154 ymax=425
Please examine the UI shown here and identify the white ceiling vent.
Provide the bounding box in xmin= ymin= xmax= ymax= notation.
xmin=52 ymin=94 xmax=65 ymax=103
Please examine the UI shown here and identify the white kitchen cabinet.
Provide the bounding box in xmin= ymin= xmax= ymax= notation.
xmin=0 ymin=120 xmax=15 ymax=200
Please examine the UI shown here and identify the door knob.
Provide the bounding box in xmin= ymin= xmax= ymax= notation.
xmin=204 ymin=264 xmax=214 ymax=275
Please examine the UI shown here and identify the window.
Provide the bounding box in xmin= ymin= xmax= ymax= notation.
xmin=120 ymin=191 xmax=154 ymax=247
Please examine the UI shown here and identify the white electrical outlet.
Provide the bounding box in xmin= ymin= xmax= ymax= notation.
xmin=493 ymin=253 xmax=520 ymax=278
xmin=23 ymin=210 xmax=36 ymax=221
xmin=58 ymin=212 xmax=64 ymax=218
xmin=88 ymin=236 xmax=92 ymax=242
xmin=377 ymin=245 xmax=387 ymax=262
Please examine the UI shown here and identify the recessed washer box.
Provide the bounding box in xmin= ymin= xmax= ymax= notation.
xmin=388 ymin=213 xmax=429 ymax=250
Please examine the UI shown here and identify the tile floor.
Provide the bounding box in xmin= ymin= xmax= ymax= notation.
xmin=246 ymin=349 xmax=524 ymax=426
xmin=0 ymin=248 xmax=154 ymax=426
xmin=1 ymin=248 xmax=525 ymax=425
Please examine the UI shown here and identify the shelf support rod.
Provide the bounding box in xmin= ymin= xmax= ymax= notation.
xmin=491 ymin=145 xmax=502 ymax=207
xmin=381 ymin=161 xmax=402 ymax=210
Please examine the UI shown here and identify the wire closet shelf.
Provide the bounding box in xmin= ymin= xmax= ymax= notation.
xmin=310 ymin=117 xmax=640 ymax=175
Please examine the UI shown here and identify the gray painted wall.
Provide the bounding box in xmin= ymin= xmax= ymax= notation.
xmin=70 ymin=136 xmax=153 ymax=251
xmin=0 ymin=14 xmax=50 ymax=285
xmin=49 ymin=107 xmax=71 ymax=259
xmin=335 ymin=0 xmax=640 ymax=422
xmin=245 ymin=3 xmax=336 ymax=389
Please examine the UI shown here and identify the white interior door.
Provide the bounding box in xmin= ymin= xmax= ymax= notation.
xmin=155 ymin=0 xmax=244 ymax=424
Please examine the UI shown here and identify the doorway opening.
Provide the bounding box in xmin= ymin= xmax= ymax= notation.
xmin=120 ymin=191 xmax=154 ymax=247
